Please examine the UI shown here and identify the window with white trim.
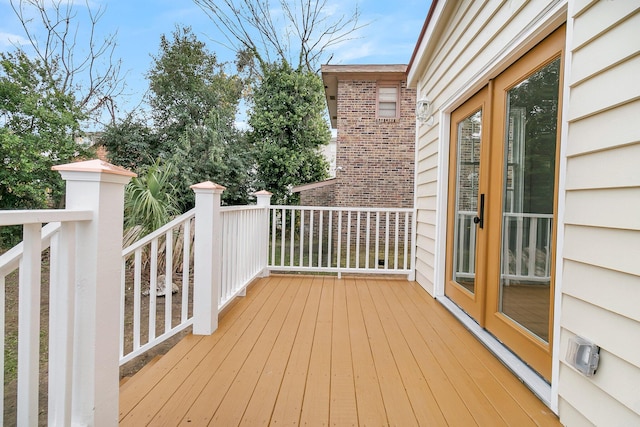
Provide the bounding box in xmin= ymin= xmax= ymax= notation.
xmin=377 ymin=83 xmax=400 ymax=119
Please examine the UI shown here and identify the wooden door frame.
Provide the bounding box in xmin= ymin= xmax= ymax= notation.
xmin=484 ymin=25 xmax=566 ymax=381
xmin=444 ymin=25 xmax=565 ymax=381
xmin=444 ymin=86 xmax=490 ymax=323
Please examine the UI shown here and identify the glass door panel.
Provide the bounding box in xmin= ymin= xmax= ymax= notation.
xmin=453 ymin=109 xmax=482 ymax=294
xmin=498 ymin=58 xmax=561 ymax=343
xmin=445 ymin=86 xmax=488 ymax=322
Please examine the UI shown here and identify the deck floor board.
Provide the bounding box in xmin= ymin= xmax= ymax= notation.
xmin=403 ymin=281 xmax=559 ymax=426
xmin=120 ymin=276 xmax=561 ymax=426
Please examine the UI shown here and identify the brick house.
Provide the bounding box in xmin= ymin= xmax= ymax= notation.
xmin=294 ymin=64 xmax=416 ymax=208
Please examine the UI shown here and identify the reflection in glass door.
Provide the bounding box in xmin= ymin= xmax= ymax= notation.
xmin=445 ymin=25 xmax=565 ymax=381
xmin=445 ymin=87 xmax=488 ymax=322
xmin=484 ymin=25 xmax=565 ymax=381
xmin=453 ymin=109 xmax=482 ymax=294
xmin=498 ymin=58 xmax=561 ymax=344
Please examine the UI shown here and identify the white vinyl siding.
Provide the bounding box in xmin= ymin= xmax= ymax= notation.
xmin=559 ymin=364 xmax=640 ymax=426
xmin=558 ymin=397 xmax=595 ymax=427
xmin=559 ymin=1 xmax=640 ymax=425
xmin=566 ymin=100 xmax=640 ymax=156
xmin=564 ymin=188 xmax=640 ymax=231
xmin=409 ymin=0 xmax=640 ymax=423
xmin=562 ymin=260 xmax=640 ymax=324
xmin=410 ymin=0 xmax=562 ymax=294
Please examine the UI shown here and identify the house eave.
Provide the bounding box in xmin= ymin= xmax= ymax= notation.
xmin=292 ymin=178 xmax=337 ymax=193
xmin=407 ymin=0 xmax=445 ymax=88
xmin=321 ymin=64 xmax=409 ymax=128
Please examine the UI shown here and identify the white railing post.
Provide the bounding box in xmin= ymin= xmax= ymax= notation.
xmin=254 ymin=190 xmax=273 ymax=277
xmin=408 ymin=209 xmax=417 ymax=281
xmin=53 ymin=160 xmax=135 ymax=426
xmin=191 ymin=182 xmax=226 ymax=335
xmin=17 ymin=223 xmax=42 ymax=426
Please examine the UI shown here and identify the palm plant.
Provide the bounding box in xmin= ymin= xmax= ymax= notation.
xmin=124 ymin=159 xmax=180 ymax=244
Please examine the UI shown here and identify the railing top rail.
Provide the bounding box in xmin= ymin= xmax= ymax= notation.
xmin=0 ymin=221 xmax=61 ymax=275
xmin=503 ymin=212 xmax=554 ymax=219
xmin=122 ymin=208 xmax=196 ymax=256
xmin=221 ymin=205 xmax=267 ymax=213
xmin=458 ymin=210 xmax=554 ymax=219
xmin=0 ymin=209 xmax=92 ymax=226
xmin=270 ymin=205 xmax=415 ymax=213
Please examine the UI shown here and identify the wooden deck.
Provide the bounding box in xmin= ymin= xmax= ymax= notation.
xmin=119 ymin=275 xmax=560 ymax=426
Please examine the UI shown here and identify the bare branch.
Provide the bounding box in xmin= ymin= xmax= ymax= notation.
xmin=194 ymin=0 xmax=366 ymax=73
xmin=8 ymin=0 xmax=125 ymax=124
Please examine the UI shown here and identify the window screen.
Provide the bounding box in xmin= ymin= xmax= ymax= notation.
xmin=378 ymin=86 xmax=398 ymax=118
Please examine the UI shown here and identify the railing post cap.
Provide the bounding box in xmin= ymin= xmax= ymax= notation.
xmin=52 ymin=159 xmax=137 ymax=177
xmin=253 ymin=190 xmax=273 ymax=196
xmin=190 ymin=181 xmax=227 ymax=192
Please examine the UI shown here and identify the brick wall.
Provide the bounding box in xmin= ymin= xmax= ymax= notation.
xmin=334 ymin=79 xmax=416 ymax=208
xmin=299 ymin=181 xmax=336 ymax=206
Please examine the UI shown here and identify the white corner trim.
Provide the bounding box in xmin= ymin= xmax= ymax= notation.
xmin=434 ymin=109 xmax=450 ymax=298
xmin=550 ymin=0 xmax=575 ymax=415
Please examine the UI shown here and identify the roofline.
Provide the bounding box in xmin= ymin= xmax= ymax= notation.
xmin=407 ymin=0 xmax=440 ymax=85
xmin=292 ymin=178 xmax=337 ymax=193
xmin=321 ymin=63 xmax=407 ymax=75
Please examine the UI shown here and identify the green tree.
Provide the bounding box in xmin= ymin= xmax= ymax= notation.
xmin=148 ymin=27 xmax=252 ymax=208
xmin=508 ymin=58 xmax=561 ymax=214
xmin=148 ymin=26 xmax=243 ymax=151
xmin=9 ymin=0 xmax=124 ymax=123
xmin=0 ymin=51 xmax=87 ymax=211
xmin=100 ymin=114 xmax=160 ymax=171
xmin=124 ymin=160 xmax=180 ymax=242
xmin=105 ymin=26 xmax=253 ymax=210
xmin=249 ymin=61 xmax=330 ymax=204
xmin=169 ymin=112 xmax=254 ymax=208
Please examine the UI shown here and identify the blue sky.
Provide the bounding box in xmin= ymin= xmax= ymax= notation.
xmin=0 ymin=0 xmax=429 ymax=118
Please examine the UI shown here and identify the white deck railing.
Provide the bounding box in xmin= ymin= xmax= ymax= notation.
xmin=120 ymin=209 xmax=196 ymax=365
xmin=119 ymin=198 xmax=271 ymax=363
xmin=267 ymin=206 xmax=415 ymax=277
xmin=502 ymin=212 xmax=553 ymax=283
xmin=219 ymin=205 xmax=269 ymax=309
xmin=0 ymin=159 xmax=133 ymax=426
xmin=455 ymin=211 xmax=553 ymax=283
xmin=0 ymin=212 xmax=90 ymax=426
xmin=0 ymin=161 xmax=417 ymax=426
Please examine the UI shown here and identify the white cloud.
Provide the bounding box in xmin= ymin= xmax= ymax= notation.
xmin=325 ymin=2 xmax=426 ymax=66
xmin=330 ymin=39 xmax=375 ymax=63
xmin=0 ymin=32 xmax=29 ymax=47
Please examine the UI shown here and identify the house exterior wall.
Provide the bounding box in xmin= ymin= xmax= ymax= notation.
xmin=298 ymin=181 xmax=336 ymax=206
xmin=558 ymin=2 xmax=640 ymax=425
xmin=334 ymin=79 xmax=416 ymax=208
xmin=410 ymin=0 xmax=564 ymax=294
xmin=408 ymin=0 xmax=640 ymax=424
